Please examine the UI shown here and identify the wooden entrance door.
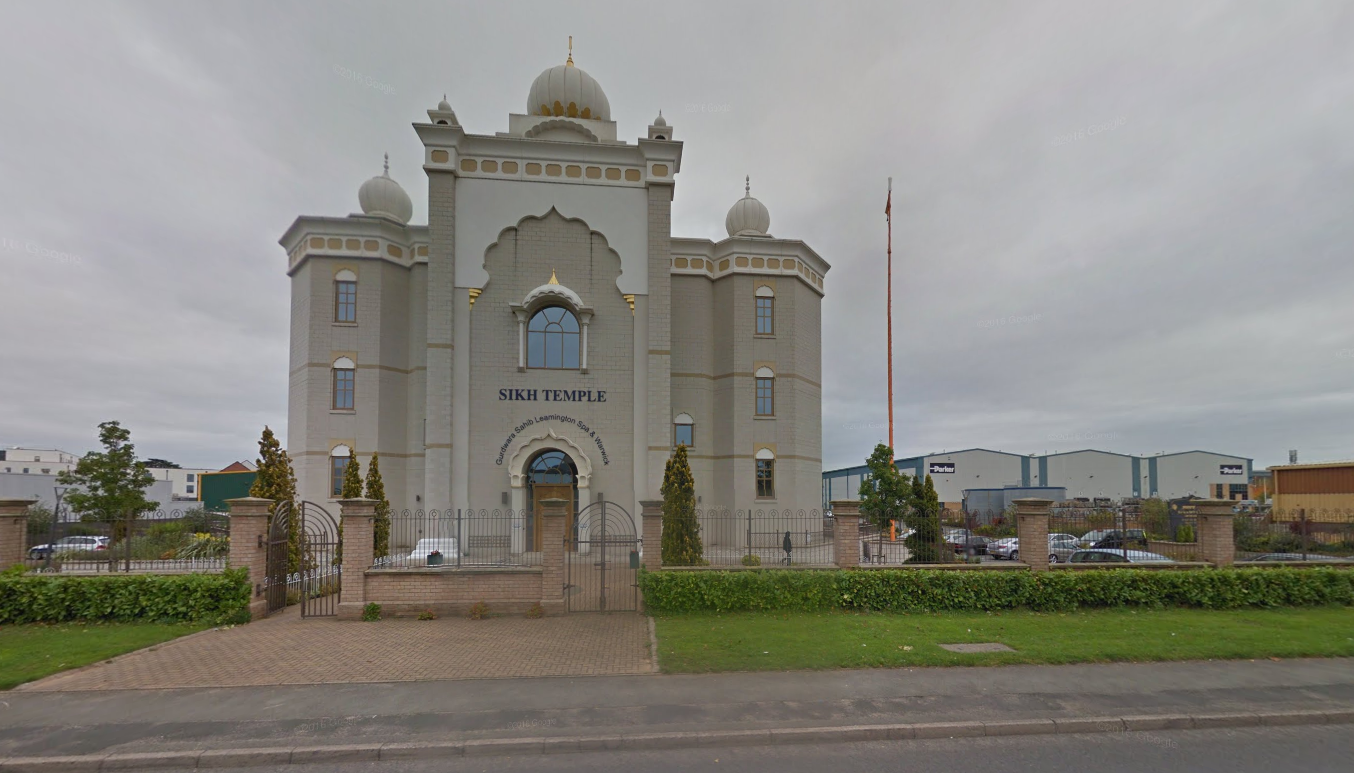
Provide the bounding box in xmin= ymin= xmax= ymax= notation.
xmin=532 ymin=484 xmax=575 ymax=552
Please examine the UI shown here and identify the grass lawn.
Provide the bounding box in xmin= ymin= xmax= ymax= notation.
xmin=0 ymin=622 xmax=207 ymax=689
xmin=653 ymin=606 xmax=1354 ymax=673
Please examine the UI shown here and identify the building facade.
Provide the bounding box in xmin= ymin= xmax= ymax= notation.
xmin=281 ymin=52 xmax=828 ymax=528
xmin=1269 ymin=460 xmax=1354 ymax=515
xmin=824 ymin=448 xmax=1252 ymax=507
xmin=0 ymin=447 xmax=78 ymax=476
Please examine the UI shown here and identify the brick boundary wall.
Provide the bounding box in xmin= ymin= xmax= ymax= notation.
xmin=225 ymin=497 xmax=273 ymax=620
xmin=363 ymin=567 xmax=544 ymax=617
xmin=1014 ymin=498 xmax=1052 ymax=572
xmin=640 ymin=500 xmax=663 ymax=571
xmin=0 ymin=499 xmax=36 ymax=571
xmin=1195 ymin=499 xmax=1237 ymax=567
xmin=830 ymin=500 xmax=860 ymax=568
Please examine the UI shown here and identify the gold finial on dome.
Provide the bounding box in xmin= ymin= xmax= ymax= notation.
xmin=567 ymin=36 xmax=573 ymax=67
xmin=548 ymin=268 xmax=560 ymax=285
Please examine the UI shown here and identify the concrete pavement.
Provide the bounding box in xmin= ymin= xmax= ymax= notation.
xmin=1 ymin=658 xmax=1352 ymax=767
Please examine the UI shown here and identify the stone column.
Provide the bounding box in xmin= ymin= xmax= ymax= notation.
xmin=539 ymin=498 xmax=568 ymax=615
xmin=225 ymin=497 xmax=272 ymax=620
xmin=1195 ymin=499 xmax=1236 ymax=567
xmin=640 ymin=500 xmax=663 ymax=571
xmin=1013 ymin=498 xmax=1052 ymax=571
xmin=337 ymin=498 xmax=376 ymax=621
xmin=0 ymin=499 xmax=36 ymax=571
xmin=830 ymin=500 xmax=861 ymax=568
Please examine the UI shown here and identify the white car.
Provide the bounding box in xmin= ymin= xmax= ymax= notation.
xmin=28 ymin=535 xmax=110 ymax=559
xmin=407 ymin=538 xmax=460 ymax=564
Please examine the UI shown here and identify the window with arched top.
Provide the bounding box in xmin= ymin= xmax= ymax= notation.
xmin=334 ymin=270 xmax=357 ymax=323
xmin=755 ymin=285 xmax=774 ymax=335
xmin=673 ymin=413 xmax=694 ymax=448
xmin=527 ymin=307 xmax=580 ymax=369
xmin=754 ymin=366 xmax=775 ymax=416
xmin=330 ymin=444 xmax=352 ymax=497
xmin=332 ymin=357 xmax=355 ymax=410
xmin=755 ymin=447 xmax=776 ymax=499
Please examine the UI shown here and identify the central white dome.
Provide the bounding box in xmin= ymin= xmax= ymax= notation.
xmin=527 ymin=55 xmax=611 ymax=121
xmin=358 ymin=154 xmax=413 ymax=225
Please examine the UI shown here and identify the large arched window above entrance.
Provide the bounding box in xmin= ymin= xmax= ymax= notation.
xmin=527 ymin=307 xmax=581 ymax=369
xmin=511 ymin=273 xmax=594 ymax=371
xmin=528 ymin=449 xmax=577 ymax=484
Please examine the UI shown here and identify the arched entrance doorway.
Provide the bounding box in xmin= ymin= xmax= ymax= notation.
xmin=526 ymin=449 xmax=578 ymax=552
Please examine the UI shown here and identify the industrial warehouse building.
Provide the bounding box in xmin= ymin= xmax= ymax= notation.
xmin=1268 ymin=459 xmax=1354 ymax=515
xmin=281 ymin=49 xmax=828 ymax=526
xmin=822 ymin=448 xmax=1252 ymax=509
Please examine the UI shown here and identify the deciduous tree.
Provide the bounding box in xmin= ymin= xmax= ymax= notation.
xmin=57 ymin=421 xmax=156 ymax=543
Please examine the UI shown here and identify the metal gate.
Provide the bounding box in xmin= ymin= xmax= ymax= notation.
xmin=264 ymin=501 xmax=342 ymax=618
xmin=565 ymin=501 xmax=640 ymax=612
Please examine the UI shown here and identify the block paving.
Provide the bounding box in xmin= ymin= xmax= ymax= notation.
xmin=22 ymin=606 xmax=654 ymax=691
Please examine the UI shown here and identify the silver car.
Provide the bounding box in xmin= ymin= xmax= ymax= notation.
xmin=1048 ymin=535 xmax=1081 ymax=564
xmin=1068 ymin=549 xmax=1173 ymax=564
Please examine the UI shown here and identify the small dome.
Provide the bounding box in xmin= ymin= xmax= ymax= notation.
xmin=653 ymin=111 xmax=667 ymax=127
xmin=725 ymin=176 xmax=771 ymax=237
xmin=437 ymin=94 xmax=452 ymax=112
xmin=358 ymin=154 xmax=413 ymax=225
xmin=527 ymin=44 xmax=610 ymax=121
xmin=523 ymin=269 xmax=584 ymax=309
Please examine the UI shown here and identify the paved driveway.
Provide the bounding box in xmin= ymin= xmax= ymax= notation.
xmin=21 ymin=607 xmax=655 ymax=691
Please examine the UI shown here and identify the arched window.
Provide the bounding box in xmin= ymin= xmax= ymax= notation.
xmin=755 ymin=448 xmax=776 ymax=499
xmin=527 ymin=307 xmax=580 ymax=369
xmin=332 ymin=357 xmax=355 ymax=410
xmin=755 ymin=285 xmax=774 ymax=335
xmin=754 ymin=366 xmax=775 ymax=416
xmin=334 ymin=270 xmax=357 ymax=323
xmin=330 ymin=444 xmax=352 ymax=497
xmin=673 ymin=413 xmax=694 ymax=448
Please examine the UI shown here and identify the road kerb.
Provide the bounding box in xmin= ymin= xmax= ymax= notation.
xmin=0 ymin=708 xmax=1351 ymax=770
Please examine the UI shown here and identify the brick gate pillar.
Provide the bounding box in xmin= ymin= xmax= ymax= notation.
xmin=225 ymin=497 xmax=272 ymax=620
xmin=1195 ymin=499 xmax=1237 ymax=567
xmin=337 ymin=498 xmax=376 ymax=621
xmin=539 ymin=498 xmax=568 ymax=615
xmin=1013 ymin=498 xmax=1052 ymax=571
xmin=640 ymin=500 xmax=663 ymax=571
xmin=830 ymin=500 xmax=861 ymax=568
xmin=0 ymin=499 xmax=36 ymax=571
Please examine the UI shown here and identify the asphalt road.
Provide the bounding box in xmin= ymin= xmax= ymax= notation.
xmin=143 ymin=725 xmax=1353 ymax=772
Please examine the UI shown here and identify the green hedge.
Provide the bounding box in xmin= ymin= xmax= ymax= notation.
xmin=0 ymin=569 xmax=251 ymax=625
xmin=638 ymin=567 xmax=1354 ymax=615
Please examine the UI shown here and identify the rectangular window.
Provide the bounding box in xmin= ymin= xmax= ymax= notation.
xmin=335 ymin=280 xmax=357 ymax=322
xmin=756 ymin=459 xmax=775 ymax=499
xmin=755 ymin=296 xmax=774 ymax=334
xmin=674 ymin=423 xmax=693 ymax=447
xmin=41 ymin=468 xmax=50 ymax=474
xmin=331 ymin=456 xmax=348 ymax=497
xmin=186 ymin=485 xmax=195 ymax=494
xmin=333 ymin=368 xmax=355 ymax=410
xmin=755 ymin=377 xmax=774 ymax=416
xmin=187 ymin=473 xmax=196 ymax=482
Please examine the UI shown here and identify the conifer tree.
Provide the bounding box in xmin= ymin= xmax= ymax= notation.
xmin=337 ymin=451 xmax=364 ymax=563
xmin=906 ymin=473 xmax=943 ymax=563
xmin=248 ymin=426 xmax=300 ymax=573
xmin=364 ymin=451 xmax=391 ymax=559
xmin=660 ymin=445 xmax=703 ymax=565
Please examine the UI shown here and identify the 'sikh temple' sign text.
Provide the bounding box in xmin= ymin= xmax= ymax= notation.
xmin=499 ymin=388 xmax=607 ymax=403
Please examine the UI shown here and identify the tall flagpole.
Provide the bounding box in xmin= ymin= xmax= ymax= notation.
xmin=886 ymin=178 xmax=894 ymax=456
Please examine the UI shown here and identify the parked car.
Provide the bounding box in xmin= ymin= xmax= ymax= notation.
xmin=1048 ymin=535 xmax=1082 ymax=563
xmin=1239 ymin=553 xmax=1353 ymax=563
xmin=988 ymin=537 xmax=1019 ymax=559
xmin=27 ymin=535 xmax=110 ymax=559
xmin=1068 ymin=549 xmax=1173 ymax=564
xmin=950 ymin=535 xmax=992 ymax=556
xmin=1079 ymin=529 xmax=1147 ymax=549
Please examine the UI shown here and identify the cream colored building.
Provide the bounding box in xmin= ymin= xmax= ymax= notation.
xmin=280 ymin=50 xmax=829 ymax=536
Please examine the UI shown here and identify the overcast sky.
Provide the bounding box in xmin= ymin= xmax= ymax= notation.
xmin=2 ymin=0 xmax=1351 ymax=472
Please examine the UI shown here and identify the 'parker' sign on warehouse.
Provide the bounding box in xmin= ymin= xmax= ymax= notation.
xmin=929 ymin=462 xmax=957 ymax=474
xmin=1220 ymin=464 xmax=1244 ymax=475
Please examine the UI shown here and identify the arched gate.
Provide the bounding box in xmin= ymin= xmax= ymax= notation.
xmin=264 ymin=501 xmax=342 ymax=617
xmin=565 ymin=501 xmax=641 ymax=612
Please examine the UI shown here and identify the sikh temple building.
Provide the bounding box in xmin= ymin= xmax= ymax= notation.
xmin=279 ymin=47 xmax=830 ymax=531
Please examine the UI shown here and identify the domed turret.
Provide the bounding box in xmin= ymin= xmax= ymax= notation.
xmin=358 ymin=153 xmax=413 ymax=225
xmin=725 ymin=176 xmax=771 ymax=237
xmin=526 ymin=37 xmax=611 ymax=121
xmin=653 ymin=111 xmax=667 ymax=127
